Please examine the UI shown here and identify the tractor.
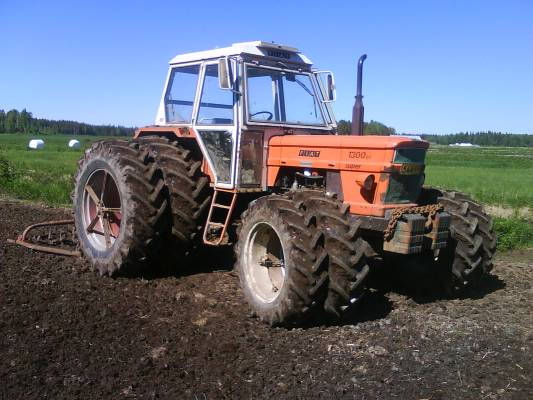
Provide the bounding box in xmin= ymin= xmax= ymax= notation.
xmin=72 ymin=41 xmax=496 ymax=326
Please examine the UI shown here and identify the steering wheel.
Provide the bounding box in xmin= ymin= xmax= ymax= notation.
xmin=250 ymin=111 xmax=273 ymax=121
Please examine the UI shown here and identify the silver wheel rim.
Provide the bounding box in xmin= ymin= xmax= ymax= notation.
xmin=243 ymin=222 xmax=286 ymax=303
xmin=82 ymin=169 xmax=122 ymax=251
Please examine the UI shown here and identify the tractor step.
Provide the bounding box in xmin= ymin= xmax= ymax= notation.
xmin=203 ymin=189 xmax=237 ymax=246
xmin=212 ymin=204 xmax=232 ymax=210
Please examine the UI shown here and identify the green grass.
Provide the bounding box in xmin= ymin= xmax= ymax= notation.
xmin=493 ymin=217 xmax=533 ymax=251
xmin=425 ymin=145 xmax=533 ymax=208
xmin=1 ymin=134 xmax=532 ymax=250
xmin=0 ymin=133 xmax=125 ymax=205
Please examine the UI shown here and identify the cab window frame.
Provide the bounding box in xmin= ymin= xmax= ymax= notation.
xmin=243 ymin=63 xmax=328 ymax=129
xmin=164 ymin=62 xmax=203 ymax=124
xmin=195 ymin=61 xmax=236 ymax=126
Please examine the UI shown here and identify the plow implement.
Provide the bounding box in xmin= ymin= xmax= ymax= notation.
xmin=7 ymin=219 xmax=81 ymax=257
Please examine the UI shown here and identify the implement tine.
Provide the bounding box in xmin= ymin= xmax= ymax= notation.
xmin=6 ymin=219 xmax=81 ymax=257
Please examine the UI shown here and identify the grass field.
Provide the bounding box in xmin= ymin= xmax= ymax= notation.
xmin=425 ymin=146 xmax=533 ymax=208
xmin=0 ymin=134 xmax=121 ymax=205
xmin=1 ymin=133 xmax=532 ymax=249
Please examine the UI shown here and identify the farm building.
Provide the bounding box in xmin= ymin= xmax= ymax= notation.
xmin=449 ymin=143 xmax=480 ymax=147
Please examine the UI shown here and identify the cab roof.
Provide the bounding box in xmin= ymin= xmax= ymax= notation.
xmin=168 ymin=41 xmax=313 ymax=66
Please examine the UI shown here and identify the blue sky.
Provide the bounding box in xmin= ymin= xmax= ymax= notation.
xmin=1 ymin=0 xmax=532 ymax=134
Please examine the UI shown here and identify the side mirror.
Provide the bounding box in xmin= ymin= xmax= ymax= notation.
xmin=218 ymin=57 xmax=231 ymax=90
xmin=315 ymin=71 xmax=336 ymax=102
xmin=326 ymin=73 xmax=336 ymax=101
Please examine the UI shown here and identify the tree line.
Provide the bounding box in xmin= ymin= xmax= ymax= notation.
xmin=337 ymin=119 xmax=396 ymax=135
xmin=337 ymin=119 xmax=532 ymax=147
xmin=0 ymin=109 xmax=134 ymax=136
xmin=2 ymin=108 xmax=531 ymax=146
xmin=421 ymin=132 xmax=533 ymax=147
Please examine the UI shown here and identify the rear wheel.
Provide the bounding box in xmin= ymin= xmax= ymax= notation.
xmin=138 ymin=136 xmax=212 ymax=258
xmin=235 ymin=193 xmax=328 ymax=326
xmin=73 ymin=140 xmax=168 ymax=275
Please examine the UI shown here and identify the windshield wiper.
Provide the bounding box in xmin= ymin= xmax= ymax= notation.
xmin=294 ymin=78 xmax=318 ymax=119
xmin=275 ymin=61 xmax=319 ymax=119
xmin=294 ymin=78 xmax=314 ymax=97
xmin=276 ymin=61 xmax=314 ymax=96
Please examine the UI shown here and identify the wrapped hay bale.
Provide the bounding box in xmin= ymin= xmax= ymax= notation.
xmin=68 ymin=139 xmax=81 ymax=149
xmin=28 ymin=139 xmax=45 ymax=149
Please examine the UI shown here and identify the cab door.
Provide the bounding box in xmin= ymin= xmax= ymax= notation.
xmin=193 ymin=61 xmax=238 ymax=189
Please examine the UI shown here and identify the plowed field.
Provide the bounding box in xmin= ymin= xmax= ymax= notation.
xmin=1 ymin=201 xmax=531 ymax=399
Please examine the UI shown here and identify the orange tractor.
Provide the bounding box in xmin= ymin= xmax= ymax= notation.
xmin=72 ymin=42 xmax=496 ymax=326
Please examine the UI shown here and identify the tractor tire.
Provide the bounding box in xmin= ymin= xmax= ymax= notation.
xmin=235 ymin=193 xmax=329 ymax=326
xmin=436 ymin=190 xmax=497 ymax=292
xmin=419 ymin=187 xmax=497 ymax=293
xmin=301 ymin=192 xmax=372 ymax=318
xmin=73 ymin=140 xmax=169 ymax=276
xmin=441 ymin=191 xmax=497 ymax=273
xmin=138 ymin=136 xmax=212 ymax=256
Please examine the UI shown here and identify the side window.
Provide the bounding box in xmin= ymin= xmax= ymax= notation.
xmin=197 ymin=64 xmax=234 ymax=125
xmin=165 ymin=64 xmax=200 ymax=123
xmin=198 ymin=130 xmax=233 ymax=183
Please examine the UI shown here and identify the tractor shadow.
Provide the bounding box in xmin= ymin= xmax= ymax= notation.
xmin=365 ymin=261 xmax=506 ymax=305
xmin=138 ymin=245 xmax=236 ymax=280
xmin=117 ymin=249 xmax=505 ymax=329
xmin=333 ymin=290 xmax=394 ymax=327
xmin=328 ymin=264 xmax=506 ymax=328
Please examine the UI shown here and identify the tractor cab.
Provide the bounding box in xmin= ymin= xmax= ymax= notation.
xmin=151 ymin=41 xmax=337 ymax=190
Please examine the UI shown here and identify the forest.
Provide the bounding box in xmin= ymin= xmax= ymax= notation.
xmin=0 ymin=109 xmax=134 ymax=137
xmin=337 ymin=119 xmax=532 ymax=147
xmin=421 ymin=132 xmax=533 ymax=147
xmin=1 ymin=109 xmax=532 ymax=147
xmin=336 ymin=119 xmax=397 ymax=135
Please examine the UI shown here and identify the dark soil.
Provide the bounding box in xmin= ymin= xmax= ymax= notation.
xmin=1 ymin=200 xmax=531 ymax=399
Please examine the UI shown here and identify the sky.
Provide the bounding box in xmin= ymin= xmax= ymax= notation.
xmin=0 ymin=0 xmax=532 ymax=134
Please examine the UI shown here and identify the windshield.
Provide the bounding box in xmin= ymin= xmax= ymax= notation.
xmin=246 ymin=66 xmax=325 ymax=126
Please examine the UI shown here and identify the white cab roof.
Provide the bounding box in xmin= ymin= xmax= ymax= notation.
xmin=169 ymin=41 xmax=313 ymax=65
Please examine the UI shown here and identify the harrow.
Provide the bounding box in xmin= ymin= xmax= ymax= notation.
xmin=7 ymin=219 xmax=80 ymax=257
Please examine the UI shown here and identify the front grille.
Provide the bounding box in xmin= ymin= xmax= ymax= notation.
xmin=384 ymin=173 xmax=423 ymax=204
xmin=394 ymin=148 xmax=426 ymax=164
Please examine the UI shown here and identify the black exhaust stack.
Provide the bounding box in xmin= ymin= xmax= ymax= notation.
xmin=351 ymin=54 xmax=367 ymax=135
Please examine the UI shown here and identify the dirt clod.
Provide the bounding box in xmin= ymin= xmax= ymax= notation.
xmin=0 ymin=200 xmax=531 ymax=399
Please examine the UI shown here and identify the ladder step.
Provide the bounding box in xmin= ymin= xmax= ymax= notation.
xmin=212 ymin=203 xmax=231 ymax=209
xmin=207 ymin=222 xmax=225 ymax=228
xmin=203 ymin=189 xmax=238 ymax=246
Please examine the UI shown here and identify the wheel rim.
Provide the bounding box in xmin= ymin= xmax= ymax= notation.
xmin=82 ymin=169 xmax=122 ymax=251
xmin=243 ymin=222 xmax=286 ymax=303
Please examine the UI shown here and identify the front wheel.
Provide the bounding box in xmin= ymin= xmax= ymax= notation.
xmin=420 ymin=187 xmax=497 ymax=294
xmin=235 ymin=194 xmax=328 ymax=326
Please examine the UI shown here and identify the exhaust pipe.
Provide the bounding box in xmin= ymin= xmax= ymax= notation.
xmin=351 ymin=54 xmax=367 ymax=135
